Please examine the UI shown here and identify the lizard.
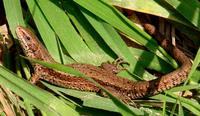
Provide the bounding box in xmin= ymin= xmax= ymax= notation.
xmin=15 ymin=25 xmax=192 ymax=102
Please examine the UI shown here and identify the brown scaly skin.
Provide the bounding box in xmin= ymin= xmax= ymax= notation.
xmin=143 ymin=23 xmax=192 ymax=95
xmin=16 ymin=26 xmax=192 ymax=102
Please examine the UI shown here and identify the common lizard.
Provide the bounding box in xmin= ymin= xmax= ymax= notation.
xmin=15 ymin=26 xmax=192 ymax=102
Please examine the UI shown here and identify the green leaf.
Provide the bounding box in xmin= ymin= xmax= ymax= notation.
xmin=191 ymin=70 xmax=200 ymax=84
xmin=34 ymin=0 xmax=98 ymax=64
xmin=106 ymin=0 xmax=200 ymax=46
xmin=166 ymin=84 xmax=200 ymax=92
xmin=63 ymin=1 xmax=114 ymax=64
xmin=184 ymin=47 xmax=200 ymax=85
xmin=74 ymin=0 xmax=178 ymax=68
xmin=166 ymin=92 xmax=200 ymax=115
xmin=43 ymin=83 xmax=143 ymax=115
xmin=178 ymin=101 xmax=184 ymax=116
xmin=24 ymin=100 xmax=34 ymax=116
xmin=81 ymin=10 xmax=145 ymax=77
xmin=129 ymin=47 xmax=174 ymax=73
xmin=106 ymin=0 xmax=195 ymax=28
xmin=0 ymin=66 xmax=79 ymax=116
xmin=165 ymin=0 xmax=200 ymax=28
xmin=25 ymin=0 xmax=62 ymax=63
xmin=3 ymin=0 xmax=25 ymax=37
xmin=152 ymin=93 xmax=200 ymax=115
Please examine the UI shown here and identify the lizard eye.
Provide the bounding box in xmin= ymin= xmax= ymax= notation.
xmin=25 ymin=36 xmax=30 ymax=40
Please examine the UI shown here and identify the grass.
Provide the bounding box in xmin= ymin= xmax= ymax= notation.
xmin=1 ymin=0 xmax=200 ymax=115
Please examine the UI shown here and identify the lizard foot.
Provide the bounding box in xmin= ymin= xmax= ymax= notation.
xmin=100 ymin=57 xmax=129 ymax=74
xmin=30 ymin=73 xmax=40 ymax=84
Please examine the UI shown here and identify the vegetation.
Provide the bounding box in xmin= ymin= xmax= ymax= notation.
xmin=0 ymin=0 xmax=200 ymax=115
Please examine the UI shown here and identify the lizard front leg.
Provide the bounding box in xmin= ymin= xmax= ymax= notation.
xmin=100 ymin=58 xmax=129 ymax=74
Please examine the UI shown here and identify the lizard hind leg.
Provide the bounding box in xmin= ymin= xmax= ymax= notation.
xmin=30 ymin=73 xmax=40 ymax=84
xmin=30 ymin=65 xmax=43 ymax=84
xmin=100 ymin=58 xmax=129 ymax=74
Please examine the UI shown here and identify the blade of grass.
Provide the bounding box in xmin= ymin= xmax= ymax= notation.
xmin=129 ymin=47 xmax=174 ymax=73
xmin=191 ymin=70 xmax=200 ymax=84
xmin=162 ymin=93 xmax=167 ymax=116
xmin=106 ymin=0 xmax=196 ymax=29
xmin=178 ymin=101 xmax=184 ymax=116
xmin=152 ymin=93 xmax=200 ymax=115
xmin=3 ymin=0 xmax=25 ymax=37
xmin=41 ymin=81 xmax=81 ymax=108
xmin=166 ymin=92 xmax=200 ymax=115
xmin=74 ymin=0 xmax=178 ymax=68
xmin=34 ymin=0 xmax=98 ymax=64
xmin=165 ymin=0 xmax=200 ymax=28
xmin=166 ymin=84 xmax=200 ymax=92
xmin=25 ymin=0 xmax=63 ymax=63
xmin=81 ymin=10 xmax=145 ymax=77
xmin=24 ymin=100 xmax=34 ymax=116
xmin=1 ymin=86 xmax=24 ymax=115
xmin=184 ymin=47 xmax=200 ymax=85
xmin=170 ymin=99 xmax=178 ymax=116
xmin=63 ymin=1 xmax=114 ymax=64
xmin=0 ymin=66 xmax=79 ymax=116
xmin=107 ymin=0 xmax=200 ymax=46
xmin=43 ymin=82 xmax=143 ymax=115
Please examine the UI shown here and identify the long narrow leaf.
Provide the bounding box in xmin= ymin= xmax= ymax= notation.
xmin=106 ymin=0 xmax=196 ymax=29
xmin=152 ymin=94 xmax=200 ymax=115
xmin=0 ymin=66 xmax=79 ymax=116
xmin=34 ymin=0 xmax=98 ymax=64
xmin=63 ymin=1 xmax=114 ymax=64
xmin=165 ymin=0 xmax=200 ymax=28
xmin=74 ymin=0 xmax=178 ymax=68
xmin=3 ymin=0 xmax=25 ymax=37
xmin=43 ymin=82 xmax=142 ymax=114
xmin=25 ymin=0 xmax=62 ymax=63
xmin=185 ymin=47 xmax=200 ymax=85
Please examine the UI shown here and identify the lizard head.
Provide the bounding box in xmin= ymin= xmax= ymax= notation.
xmin=16 ymin=26 xmax=40 ymax=59
xmin=16 ymin=26 xmax=45 ymax=60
